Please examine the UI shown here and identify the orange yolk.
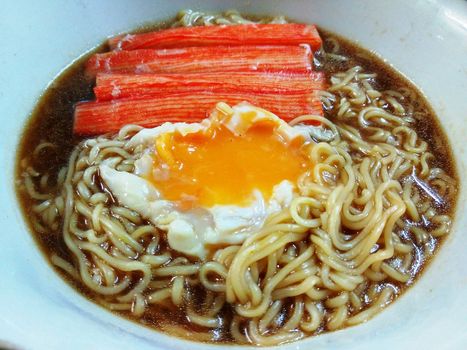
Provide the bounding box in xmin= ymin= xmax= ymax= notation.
xmin=148 ymin=121 xmax=312 ymax=209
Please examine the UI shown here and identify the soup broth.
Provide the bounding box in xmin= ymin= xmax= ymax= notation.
xmin=16 ymin=10 xmax=458 ymax=345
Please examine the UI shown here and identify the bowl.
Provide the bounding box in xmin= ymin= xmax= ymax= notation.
xmin=1 ymin=0 xmax=466 ymax=349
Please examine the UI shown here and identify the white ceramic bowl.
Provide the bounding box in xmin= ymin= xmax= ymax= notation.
xmin=1 ymin=0 xmax=466 ymax=349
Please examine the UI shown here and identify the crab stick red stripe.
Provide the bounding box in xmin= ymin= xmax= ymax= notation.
xmin=85 ymin=45 xmax=313 ymax=77
xmin=74 ymin=91 xmax=323 ymax=135
xmin=94 ymin=71 xmax=325 ymax=101
xmin=108 ymin=24 xmax=322 ymax=52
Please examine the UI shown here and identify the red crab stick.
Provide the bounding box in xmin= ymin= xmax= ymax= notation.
xmin=94 ymin=72 xmax=325 ymax=101
xmin=73 ymin=91 xmax=323 ymax=135
xmin=85 ymin=45 xmax=312 ymax=77
xmin=108 ymin=24 xmax=322 ymax=52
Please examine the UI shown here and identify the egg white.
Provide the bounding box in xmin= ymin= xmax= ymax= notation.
xmin=100 ymin=103 xmax=316 ymax=260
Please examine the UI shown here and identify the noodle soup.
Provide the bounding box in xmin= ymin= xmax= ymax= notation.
xmin=15 ymin=10 xmax=458 ymax=346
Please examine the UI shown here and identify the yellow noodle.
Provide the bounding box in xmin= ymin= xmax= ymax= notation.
xmin=327 ymin=304 xmax=348 ymax=330
xmin=19 ymin=21 xmax=458 ymax=345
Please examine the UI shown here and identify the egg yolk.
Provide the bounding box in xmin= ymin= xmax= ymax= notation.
xmin=148 ymin=119 xmax=312 ymax=209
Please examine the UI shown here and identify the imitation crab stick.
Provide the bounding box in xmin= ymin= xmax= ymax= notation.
xmin=85 ymin=45 xmax=312 ymax=77
xmin=94 ymin=72 xmax=325 ymax=101
xmin=73 ymin=91 xmax=323 ymax=135
xmin=108 ymin=24 xmax=322 ymax=52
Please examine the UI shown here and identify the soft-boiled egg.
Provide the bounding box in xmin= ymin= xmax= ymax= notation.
xmin=100 ymin=102 xmax=315 ymax=259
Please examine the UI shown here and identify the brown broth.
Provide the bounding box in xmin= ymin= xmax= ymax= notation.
xmin=15 ymin=18 xmax=459 ymax=344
